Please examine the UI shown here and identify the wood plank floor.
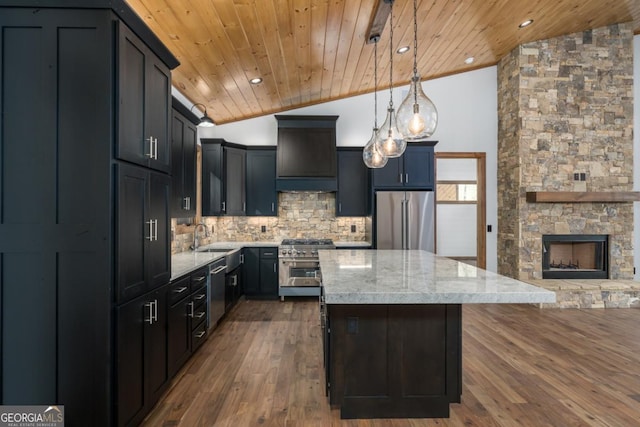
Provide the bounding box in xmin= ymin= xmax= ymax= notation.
xmin=142 ymin=299 xmax=640 ymax=426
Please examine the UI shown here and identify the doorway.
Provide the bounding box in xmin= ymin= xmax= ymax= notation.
xmin=434 ymin=153 xmax=486 ymax=269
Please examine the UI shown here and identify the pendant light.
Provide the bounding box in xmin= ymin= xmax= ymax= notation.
xmin=374 ymin=0 xmax=406 ymax=158
xmin=396 ymin=0 xmax=437 ymax=141
xmin=363 ymin=36 xmax=388 ymax=169
xmin=190 ymin=103 xmax=215 ymax=127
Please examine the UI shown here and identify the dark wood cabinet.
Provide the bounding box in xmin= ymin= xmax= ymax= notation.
xmin=225 ymin=147 xmax=246 ymax=215
xmin=337 ymin=148 xmax=370 ymax=216
xmin=246 ymin=148 xmax=278 ymax=216
xmin=0 ymin=3 xmax=178 ymax=426
xmin=116 ymin=285 xmax=169 ymax=427
xmin=201 ymin=139 xmax=247 ymax=216
xmin=372 ymin=144 xmax=436 ymax=190
xmin=117 ymin=23 xmax=171 ymax=173
xmin=243 ymin=247 xmax=278 ymax=298
xmin=171 ymin=100 xmax=198 ymax=217
xmin=167 ymin=277 xmax=191 ymax=377
xmin=116 ymin=163 xmax=171 ymax=303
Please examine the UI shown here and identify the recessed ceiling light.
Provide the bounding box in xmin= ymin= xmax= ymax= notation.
xmin=519 ymin=19 xmax=534 ymax=28
xmin=249 ymin=77 xmax=263 ymax=84
xmin=396 ymin=45 xmax=410 ymax=54
xmin=464 ymin=56 xmax=475 ymax=64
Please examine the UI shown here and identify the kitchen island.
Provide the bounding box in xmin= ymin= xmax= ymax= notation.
xmin=318 ymin=249 xmax=556 ymax=419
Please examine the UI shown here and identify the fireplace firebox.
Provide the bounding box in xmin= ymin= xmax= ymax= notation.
xmin=542 ymin=235 xmax=608 ymax=279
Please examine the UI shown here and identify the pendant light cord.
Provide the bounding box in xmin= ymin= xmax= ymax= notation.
xmin=412 ymin=0 xmax=418 ymax=104
xmin=388 ymin=0 xmax=394 ymax=110
xmin=374 ymin=39 xmax=378 ymax=129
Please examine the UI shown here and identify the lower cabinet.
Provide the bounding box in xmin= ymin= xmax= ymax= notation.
xmin=167 ymin=267 xmax=209 ymax=378
xmin=243 ymin=247 xmax=278 ymax=299
xmin=116 ymin=284 xmax=169 ymax=427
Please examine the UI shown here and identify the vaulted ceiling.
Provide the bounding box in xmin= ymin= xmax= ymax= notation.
xmin=126 ymin=0 xmax=640 ymax=125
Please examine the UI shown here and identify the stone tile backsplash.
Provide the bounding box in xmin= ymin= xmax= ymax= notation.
xmin=172 ymin=192 xmax=368 ymax=253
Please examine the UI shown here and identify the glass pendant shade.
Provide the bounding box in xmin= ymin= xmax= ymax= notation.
xmin=397 ymin=75 xmax=437 ymax=140
xmin=375 ymin=107 xmax=406 ymax=158
xmin=363 ymin=128 xmax=387 ymax=168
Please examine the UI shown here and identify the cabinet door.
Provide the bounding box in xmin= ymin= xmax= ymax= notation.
xmin=145 ymin=287 xmax=169 ymax=405
xmin=259 ymin=257 xmax=278 ymax=298
xmin=225 ymin=147 xmax=246 ymax=215
xmin=116 ymin=296 xmax=147 ymax=427
xmin=117 ymin=24 xmax=147 ymax=169
xmin=182 ymin=120 xmax=197 ymax=216
xmin=403 ymin=146 xmax=434 ymax=189
xmin=246 ymin=150 xmax=277 ymax=216
xmin=171 ymin=112 xmax=185 ymax=215
xmin=243 ymin=247 xmax=260 ymax=296
xmin=337 ymin=150 xmax=369 ymax=216
xmin=145 ymin=56 xmax=171 ymax=173
xmin=116 ymin=164 xmax=148 ymax=303
xmin=167 ymin=294 xmax=191 ymax=377
xmin=148 ymin=172 xmax=171 ymax=289
xmin=201 ymin=143 xmax=223 ymax=216
xmin=372 ymin=157 xmax=403 ymax=188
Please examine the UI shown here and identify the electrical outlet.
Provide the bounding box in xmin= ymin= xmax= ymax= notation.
xmin=261 ymin=225 xmax=266 ymax=233
xmin=574 ymin=173 xmax=580 ymax=181
xmin=580 ymin=173 xmax=586 ymax=181
xmin=351 ymin=225 xmax=356 ymax=233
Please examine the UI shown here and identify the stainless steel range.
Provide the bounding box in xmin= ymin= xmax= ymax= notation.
xmin=278 ymin=238 xmax=335 ymax=300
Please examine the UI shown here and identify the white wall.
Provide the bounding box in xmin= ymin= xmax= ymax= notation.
xmin=634 ymin=34 xmax=639 ymax=280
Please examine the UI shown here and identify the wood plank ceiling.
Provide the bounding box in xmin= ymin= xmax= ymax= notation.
xmin=126 ymin=0 xmax=640 ymax=125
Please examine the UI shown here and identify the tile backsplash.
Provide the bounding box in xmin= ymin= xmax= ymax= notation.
xmin=172 ymin=192 xmax=369 ymax=253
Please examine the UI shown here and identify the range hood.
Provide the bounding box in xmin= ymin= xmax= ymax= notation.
xmin=275 ymin=115 xmax=338 ymax=192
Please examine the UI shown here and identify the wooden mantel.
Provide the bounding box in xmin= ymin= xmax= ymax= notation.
xmin=526 ymin=192 xmax=640 ymax=203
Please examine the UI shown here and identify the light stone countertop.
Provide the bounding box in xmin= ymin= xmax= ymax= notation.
xmin=319 ymin=249 xmax=556 ymax=305
xmin=334 ymin=241 xmax=372 ymax=248
xmin=171 ymin=251 xmax=227 ymax=280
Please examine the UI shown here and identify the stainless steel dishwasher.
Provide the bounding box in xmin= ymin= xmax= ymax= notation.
xmin=208 ymin=257 xmax=226 ymax=331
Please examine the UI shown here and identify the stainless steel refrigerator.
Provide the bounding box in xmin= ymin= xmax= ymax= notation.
xmin=375 ymin=191 xmax=435 ymax=251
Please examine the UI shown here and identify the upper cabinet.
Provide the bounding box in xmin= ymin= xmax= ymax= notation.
xmin=117 ymin=24 xmax=171 ymax=173
xmin=201 ymin=139 xmax=246 ymax=216
xmin=372 ymin=143 xmax=437 ymax=190
xmin=171 ymin=99 xmax=198 ymax=217
xmin=337 ymin=148 xmax=370 ymax=216
xmin=246 ymin=149 xmax=278 ymax=216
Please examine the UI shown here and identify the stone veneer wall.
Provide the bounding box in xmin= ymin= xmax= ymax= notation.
xmin=497 ymin=23 xmax=635 ymax=280
xmin=172 ymin=192 xmax=368 ymax=253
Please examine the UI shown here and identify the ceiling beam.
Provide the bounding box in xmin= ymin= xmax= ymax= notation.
xmin=366 ymin=0 xmax=391 ymax=43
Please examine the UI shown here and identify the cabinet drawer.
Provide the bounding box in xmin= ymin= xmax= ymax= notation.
xmin=260 ymin=248 xmax=278 ymax=259
xmin=192 ymin=289 xmax=207 ymax=310
xmin=190 ymin=268 xmax=208 ymax=292
xmin=168 ymin=276 xmax=191 ymax=305
xmin=192 ymin=321 xmax=207 ymax=351
xmin=191 ymin=305 xmax=207 ymax=329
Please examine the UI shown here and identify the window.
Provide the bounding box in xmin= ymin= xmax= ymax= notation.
xmin=436 ymin=181 xmax=477 ymax=203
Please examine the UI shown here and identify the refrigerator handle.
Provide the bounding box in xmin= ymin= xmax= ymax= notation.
xmin=404 ymin=197 xmax=410 ymax=249
xmin=401 ymin=199 xmax=406 ymax=249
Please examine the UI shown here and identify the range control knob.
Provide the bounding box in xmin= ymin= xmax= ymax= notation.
xmin=281 ymin=250 xmax=287 ymax=255
xmin=287 ymin=249 xmax=293 ymax=255
xmin=302 ymin=250 xmax=307 ymax=255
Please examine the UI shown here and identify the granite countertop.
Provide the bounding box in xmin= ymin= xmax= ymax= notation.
xmin=334 ymin=241 xmax=372 ymax=248
xmin=171 ymin=251 xmax=227 ymax=280
xmin=318 ymin=249 xmax=556 ymax=305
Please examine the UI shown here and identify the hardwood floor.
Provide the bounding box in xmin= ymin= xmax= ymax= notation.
xmin=142 ymin=299 xmax=640 ymax=426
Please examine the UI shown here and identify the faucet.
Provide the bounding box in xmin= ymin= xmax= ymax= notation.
xmin=192 ymin=223 xmax=208 ymax=250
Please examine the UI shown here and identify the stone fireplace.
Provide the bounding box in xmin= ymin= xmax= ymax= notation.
xmin=497 ymin=23 xmax=635 ymax=281
xmin=542 ymin=234 xmax=608 ymax=279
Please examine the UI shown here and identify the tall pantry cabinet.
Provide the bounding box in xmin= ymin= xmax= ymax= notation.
xmin=0 ymin=2 xmax=178 ymax=426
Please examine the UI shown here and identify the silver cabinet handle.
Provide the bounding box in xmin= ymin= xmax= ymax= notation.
xmin=273 ymin=263 xmax=276 ymax=273
xmin=243 ymin=202 xmax=246 ymax=212
xmin=145 ymin=302 xmax=154 ymax=324
xmin=194 ymin=331 xmax=206 ymax=338
xmin=146 ymin=220 xmax=154 ymax=241
xmin=210 ymin=265 xmax=226 ymax=275
xmin=173 ymin=286 xmax=188 ymax=294
xmin=271 ymin=202 xmax=275 ymax=212
xmin=405 ymin=173 xmax=409 ymax=183
xmin=399 ymin=173 xmax=403 ymax=183
xmin=153 ymin=219 xmax=158 ymax=241
xmin=194 ymin=293 xmax=206 ymax=301
xmin=339 ymin=202 xmax=342 ymax=212
xmin=188 ymin=301 xmax=194 ymax=318
xmin=222 ymin=201 xmax=226 ymax=212
xmin=145 ymin=136 xmax=154 ymax=158
xmin=194 ymin=311 xmax=205 ymax=319
xmin=264 ymin=252 xmax=274 ymax=256
xmin=193 ymin=275 xmax=206 ymax=283
xmin=152 ymin=300 xmax=158 ymax=322
xmin=232 ymin=275 xmax=237 ymax=286
xmin=183 ymin=197 xmax=191 ymax=210
xmin=240 ymin=254 xmax=244 ymax=264
xmin=154 ymin=138 xmax=158 ymax=160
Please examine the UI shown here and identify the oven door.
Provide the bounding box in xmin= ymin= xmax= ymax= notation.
xmin=279 ymin=259 xmax=322 ymax=287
